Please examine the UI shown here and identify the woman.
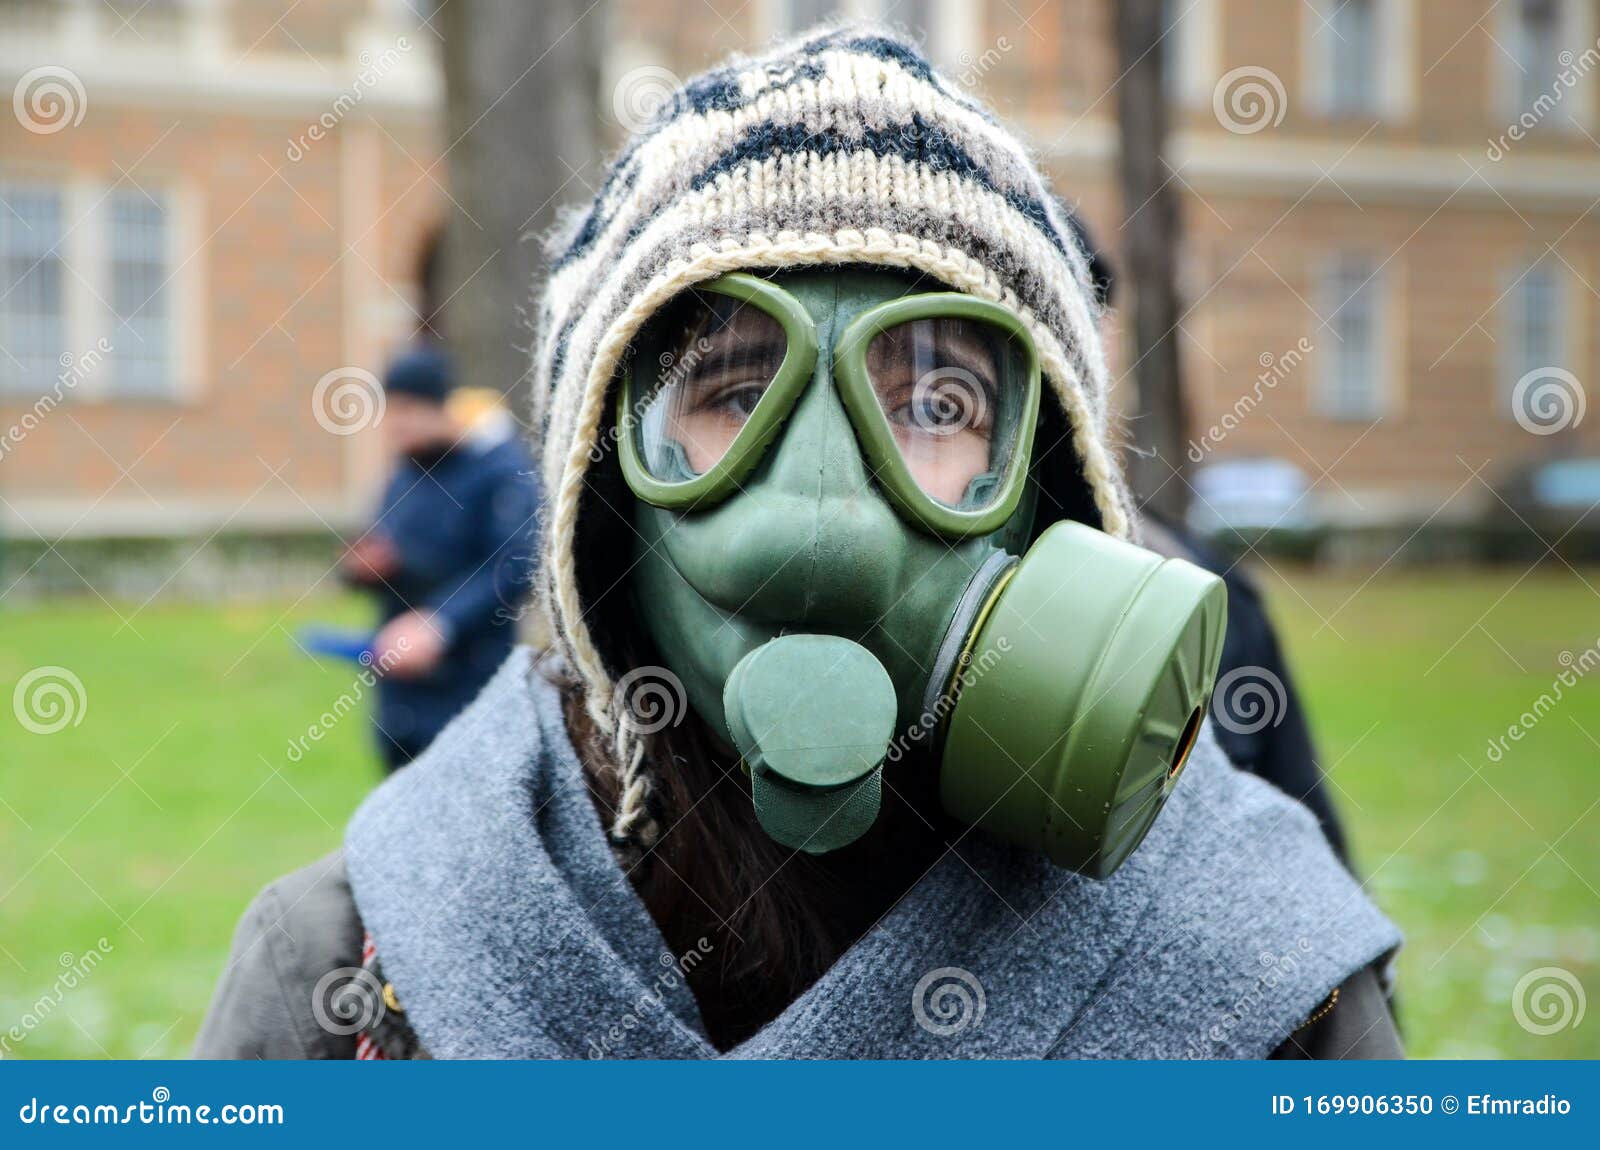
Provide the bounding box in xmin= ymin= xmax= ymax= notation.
xmin=196 ymin=27 xmax=1400 ymax=1060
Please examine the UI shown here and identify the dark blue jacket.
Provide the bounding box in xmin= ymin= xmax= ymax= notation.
xmin=366 ymin=434 xmax=540 ymax=760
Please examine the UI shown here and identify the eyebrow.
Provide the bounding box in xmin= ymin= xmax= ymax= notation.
xmin=680 ymin=340 xmax=786 ymax=383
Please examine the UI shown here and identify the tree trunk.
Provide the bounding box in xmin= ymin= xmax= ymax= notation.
xmin=1114 ymin=0 xmax=1190 ymax=523
xmin=437 ymin=0 xmax=603 ymax=451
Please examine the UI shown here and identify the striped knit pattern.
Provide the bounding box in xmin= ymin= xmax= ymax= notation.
xmin=355 ymin=932 xmax=385 ymax=1061
xmin=528 ymin=25 xmax=1135 ymax=848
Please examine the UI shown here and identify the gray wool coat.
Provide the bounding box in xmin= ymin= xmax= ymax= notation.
xmin=196 ymin=650 xmax=1402 ymax=1060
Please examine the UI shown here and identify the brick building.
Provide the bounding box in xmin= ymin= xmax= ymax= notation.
xmin=0 ymin=0 xmax=440 ymax=568
xmin=3 ymin=0 xmax=1597 ymax=578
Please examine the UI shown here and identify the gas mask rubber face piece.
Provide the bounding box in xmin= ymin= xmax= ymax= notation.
xmin=617 ymin=269 xmax=1228 ymax=877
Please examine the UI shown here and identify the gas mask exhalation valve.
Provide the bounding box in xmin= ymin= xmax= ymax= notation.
xmin=619 ymin=269 xmax=1227 ymax=878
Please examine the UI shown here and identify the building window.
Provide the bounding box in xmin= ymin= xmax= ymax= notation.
xmin=1 ymin=182 xmax=182 ymax=402
xmin=0 ymin=185 xmax=66 ymax=396
xmin=108 ymin=191 xmax=172 ymax=396
xmin=1307 ymin=0 xmax=1417 ymax=120
xmin=1504 ymin=262 xmax=1564 ymax=410
xmin=1512 ymin=0 xmax=1563 ymax=112
xmin=1327 ymin=0 xmax=1378 ymax=115
xmin=1318 ymin=255 xmax=1386 ymax=420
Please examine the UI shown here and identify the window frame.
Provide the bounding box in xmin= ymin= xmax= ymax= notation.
xmin=1303 ymin=0 xmax=1416 ymax=122
xmin=0 ymin=180 xmax=69 ymax=398
xmin=1315 ymin=252 xmax=1390 ymax=422
xmin=1501 ymin=259 xmax=1569 ymax=419
xmin=0 ymin=174 xmax=194 ymax=405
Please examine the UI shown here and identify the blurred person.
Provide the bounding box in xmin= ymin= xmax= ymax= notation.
xmin=198 ymin=29 xmax=1398 ymax=1061
xmin=1063 ymin=212 xmax=1348 ymax=860
xmin=340 ymin=344 xmax=540 ymax=771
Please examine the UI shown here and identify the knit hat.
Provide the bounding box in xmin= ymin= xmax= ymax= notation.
xmin=529 ymin=25 xmax=1135 ymax=849
xmin=383 ymin=343 xmax=454 ymax=405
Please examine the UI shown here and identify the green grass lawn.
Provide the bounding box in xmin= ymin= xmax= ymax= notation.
xmin=1259 ymin=564 xmax=1599 ymax=1059
xmin=1 ymin=595 xmax=377 ymax=1060
xmin=1 ymin=567 xmax=1596 ymax=1059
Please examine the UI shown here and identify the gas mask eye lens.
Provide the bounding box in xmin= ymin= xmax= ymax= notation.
xmin=863 ymin=316 xmax=1029 ymax=511
xmin=634 ymin=293 xmax=790 ymax=482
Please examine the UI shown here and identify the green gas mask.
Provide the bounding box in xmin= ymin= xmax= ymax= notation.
xmin=617 ymin=269 xmax=1227 ymax=878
